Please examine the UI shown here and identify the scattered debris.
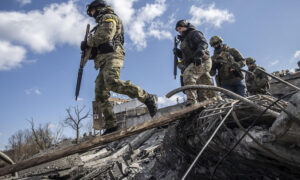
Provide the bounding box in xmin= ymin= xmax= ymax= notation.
xmin=1 ymin=86 xmax=300 ymax=179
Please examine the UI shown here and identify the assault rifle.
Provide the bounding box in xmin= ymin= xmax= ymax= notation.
xmin=174 ymin=36 xmax=179 ymax=79
xmin=75 ymin=24 xmax=92 ymax=101
xmin=256 ymin=67 xmax=300 ymax=91
xmin=216 ymin=59 xmax=253 ymax=75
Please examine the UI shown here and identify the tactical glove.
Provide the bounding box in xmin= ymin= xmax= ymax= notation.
xmin=173 ymin=48 xmax=182 ymax=57
xmin=80 ymin=40 xmax=88 ymax=51
xmin=247 ymin=74 xmax=255 ymax=80
xmin=232 ymin=62 xmax=241 ymax=69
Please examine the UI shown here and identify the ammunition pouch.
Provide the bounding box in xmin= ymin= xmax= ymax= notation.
xmin=193 ymin=58 xmax=202 ymax=66
xmin=97 ymin=40 xmax=115 ymax=54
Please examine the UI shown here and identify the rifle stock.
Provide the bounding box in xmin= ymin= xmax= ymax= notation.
xmin=75 ymin=24 xmax=90 ymax=101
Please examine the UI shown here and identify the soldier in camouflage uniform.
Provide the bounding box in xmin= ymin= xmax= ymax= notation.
xmin=296 ymin=61 xmax=300 ymax=72
xmin=82 ymin=0 xmax=157 ymax=134
xmin=245 ymin=57 xmax=270 ymax=95
xmin=210 ymin=36 xmax=247 ymax=97
xmin=173 ymin=20 xmax=216 ymax=106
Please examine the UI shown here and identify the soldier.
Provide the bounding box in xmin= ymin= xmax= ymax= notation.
xmin=209 ymin=36 xmax=247 ymax=97
xmin=173 ymin=20 xmax=216 ymax=106
xmin=296 ymin=60 xmax=300 ymax=72
xmin=245 ymin=57 xmax=270 ymax=95
xmin=82 ymin=0 xmax=157 ymax=135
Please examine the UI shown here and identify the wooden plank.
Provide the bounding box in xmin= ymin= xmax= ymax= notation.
xmin=0 ymin=99 xmax=215 ymax=176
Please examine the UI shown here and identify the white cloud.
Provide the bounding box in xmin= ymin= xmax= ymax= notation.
xmin=107 ymin=0 xmax=138 ymax=25
xmin=158 ymin=94 xmax=185 ymax=108
xmin=0 ymin=40 xmax=26 ymax=71
xmin=48 ymin=124 xmax=56 ymax=129
xmin=0 ymin=132 xmax=2 ymax=136
xmin=189 ymin=3 xmax=234 ymax=27
xmin=0 ymin=0 xmax=169 ymax=67
xmin=16 ymin=0 xmax=32 ymax=6
xmin=270 ymin=60 xmax=279 ymax=67
xmin=25 ymin=87 xmax=41 ymax=95
xmin=148 ymin=21 xmax=173 ymax=40
xmin=108 ymin=0 xmax=169 ymax=50
xmin=148 ymin=29 xmax=172 ymax=40
xmin=0 ymin=1 xmax=93 ymax=53
xmin=77 ymin=97 xmax=84 ymax=101
xmin=294 ymin=50 xmax=300 ymax=59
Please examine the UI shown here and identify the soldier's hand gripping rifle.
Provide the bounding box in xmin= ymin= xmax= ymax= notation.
xmin=75 ymin=24 xmax=92 ymax=100
xmin=216 ymin=58 xmax=254 ymax=75
xmin=174 ymin=36 xmax=179 ymax=79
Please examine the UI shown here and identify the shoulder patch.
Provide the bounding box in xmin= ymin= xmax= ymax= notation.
xmin=105 ymin=18 xmax=116 ymax=26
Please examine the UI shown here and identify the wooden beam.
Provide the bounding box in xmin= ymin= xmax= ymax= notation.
xmin=0 ymin=99 xmax=215 ymax=176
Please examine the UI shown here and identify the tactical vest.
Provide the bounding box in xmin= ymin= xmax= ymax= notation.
xmin=180 ymin=30 xmax=206 ymax=66
xmin=213 ymin=45 xmax=244 ymax=84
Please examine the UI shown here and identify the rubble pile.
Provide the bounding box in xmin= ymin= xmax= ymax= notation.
xmin=137 ymin=94 xmax=300 ymax=180
xmin=1 ymin=93 xmax=300 ymax=180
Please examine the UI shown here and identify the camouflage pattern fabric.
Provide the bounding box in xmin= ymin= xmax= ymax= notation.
xmin=197 ymin=72 xmax=216 ymax=101
xmin=88 ymin=7 xmax=148 ymax=129
xmin=178 ymin=27 xmax=217 ymax=104
xmin=183 ymin=59 xmax=212 ymax=105
xmin=210 ymin=44 xmax=246 ymax=85
xmin=245 ymin=66 xmax=270 ymax=95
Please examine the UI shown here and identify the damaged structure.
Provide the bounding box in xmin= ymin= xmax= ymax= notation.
xmin=1 ymin=81 xmax=300 ymax=179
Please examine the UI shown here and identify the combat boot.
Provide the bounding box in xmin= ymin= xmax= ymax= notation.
xmin=144 ymin=94 xmax=158 ymax=117
xmin=102 ymin=126 xmax=118 ymax=136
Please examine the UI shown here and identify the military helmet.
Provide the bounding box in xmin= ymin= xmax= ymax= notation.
xmin=209 ymin=36 xmax=223 ymax=46
xmin=86 ymin=0 xmax=107 ymax=17
xmin=246 ymin=57 xmax=256 ymax=65
xmin=175 ymin=19 xmax=189 ymax=30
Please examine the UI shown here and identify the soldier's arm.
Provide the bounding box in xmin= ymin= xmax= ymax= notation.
xmin=190 ymin=31 xmax=209 ymax=59
xmin=210 ymin=57 xmax=217 ymax=76
xmin=87 ymin=14 xmax=117 ymax=47
xmin=229 ymin=48 xmax=245 ymax=68
xmin=255 ymin=68 xmax=269 ymax=88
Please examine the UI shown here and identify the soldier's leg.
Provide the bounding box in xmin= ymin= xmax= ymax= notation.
xmin=234 ymin=81 xmax=247 ymax=97
xmin=103 ymin=66 xmax=148 ymax=103
xmin=102 ymin=58 xmax=157 ymax=117
xmin=197 ymin=72 xmax=215 ymax=101
xmin=183 ymin=64 xmax=199 ymax=105
xmin=95 ymin=71 xmax=117 ymax=129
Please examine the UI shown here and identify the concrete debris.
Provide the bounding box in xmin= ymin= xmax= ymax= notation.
xmin=1 ymin=93 xmax=300 ymax=179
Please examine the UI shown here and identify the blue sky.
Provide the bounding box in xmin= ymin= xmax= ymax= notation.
xmin=1 ymin=0 xmax=300 ymax=150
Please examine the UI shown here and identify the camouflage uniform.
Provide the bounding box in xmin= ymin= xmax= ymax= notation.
xmin=245 ymin=58 xmax=270 ymax=95
xmin=175 ymin=21 xmax=215 ymax=105
xmin=210 ymin=36 xmax=246 ymax=97
xmin=87 ymin=7 xmax=151 ymax=129
xmin=296 ymin=61 xmax=300 ymax=72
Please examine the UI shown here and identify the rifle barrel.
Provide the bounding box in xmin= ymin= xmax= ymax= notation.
xmin=75 ymin=24 xmax=90 ymax=100
xmin=256 ymin=68 xmax=300 ymax=91
xmin=75 ymin=68 xmax=83 ymax=100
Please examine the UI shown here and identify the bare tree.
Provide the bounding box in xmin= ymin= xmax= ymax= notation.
xmin=52 ymin=122 xmax=64 ymax=145
xmin=7 ymin=129 xmax=39 ymax=162
xmin=64 ymin=105 xmax=90 ymax=143
xmin=28 ymin=119 xmax=52 ymax=150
